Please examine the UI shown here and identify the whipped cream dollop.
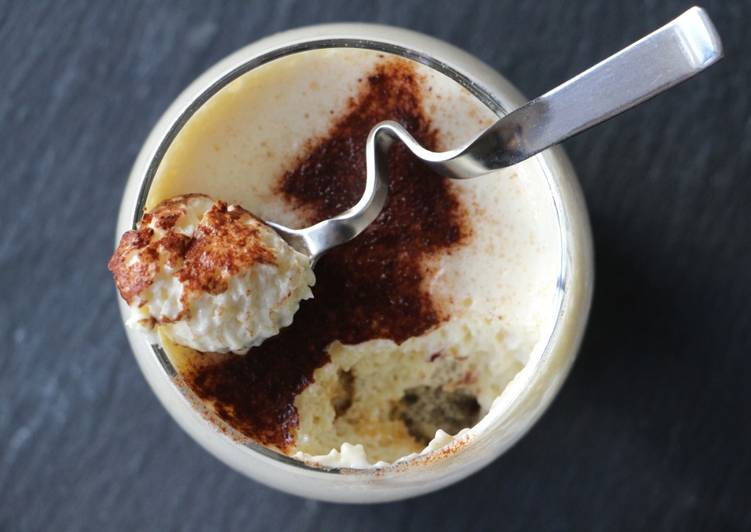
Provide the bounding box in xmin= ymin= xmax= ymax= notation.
xmin=108 ymin=194 xmax=315 ymax=354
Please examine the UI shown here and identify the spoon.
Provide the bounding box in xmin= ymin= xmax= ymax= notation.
xmin=269 ymin=6 xmax=722 ymax=261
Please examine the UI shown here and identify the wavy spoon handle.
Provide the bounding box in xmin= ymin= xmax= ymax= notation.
xmin=434 ymin=6 xmax=723 ymax=178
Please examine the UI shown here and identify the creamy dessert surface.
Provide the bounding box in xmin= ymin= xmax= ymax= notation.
xmin=146 ymin=48 xmax=561 ymax=466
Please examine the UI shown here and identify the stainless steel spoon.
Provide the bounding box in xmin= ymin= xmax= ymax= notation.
xmin=270 ymin=6 xmax=722 ymax=261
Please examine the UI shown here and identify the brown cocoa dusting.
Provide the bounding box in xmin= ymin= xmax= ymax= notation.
xmin=108 ymin=228 xmax=156 ymax=305
xmin=109 ymin=194 xmax=276 ymax=317
xmin=183 ymin=58 xmax=469 ymax=450
xmin=179 ymin=201 xmax=276 ymax=296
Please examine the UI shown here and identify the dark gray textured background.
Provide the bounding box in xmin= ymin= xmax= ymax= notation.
xmin=1 ymin=1 xmax=749 ymax=530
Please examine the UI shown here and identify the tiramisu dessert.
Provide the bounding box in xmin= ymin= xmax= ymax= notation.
xmin=110 ymin=48 xmax=561 ymax=467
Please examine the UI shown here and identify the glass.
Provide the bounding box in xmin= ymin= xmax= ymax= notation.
xmin=114 ymin=24 xmax=594 ymax=503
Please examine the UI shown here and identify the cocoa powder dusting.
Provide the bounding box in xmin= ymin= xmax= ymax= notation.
xmin=108 ymin=195 xmax=277 ymax=311
xmin=179 ymin=202 xmax=276 ymax=296
xmin=183 ymin=59 xmax=469 ymax=450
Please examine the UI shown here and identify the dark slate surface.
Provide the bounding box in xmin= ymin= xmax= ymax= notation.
xmin=1 ymin=0 xmax=749 ymax=530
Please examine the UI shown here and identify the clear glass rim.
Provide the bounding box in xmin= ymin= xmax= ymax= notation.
xmin=129 ymin=36 xmax=571 ymax=476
